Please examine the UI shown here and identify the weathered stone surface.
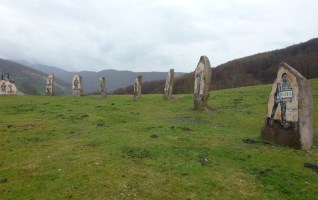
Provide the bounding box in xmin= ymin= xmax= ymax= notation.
xmin=261 ymin=62 xmax=314 ymax=149
xmin=99 ymin=76 xmax=106 ymax=97
xmin=0 ymin=73 xmax=23 ymax=95
xmin=163 ymin=69 xmax=174 ymax=100
xmin=72 ymin=74 xmax=83 ymax=96
xmin=193 ymin=56 xmax=212 ymax=110
xmin=133 ymin=75 xmax=142 ymax=100
xmin=45 ymin=74 xmax=55 ymax=96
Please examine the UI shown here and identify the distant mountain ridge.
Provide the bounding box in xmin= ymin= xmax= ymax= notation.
xmin=13 ymin=61 xmax=185 ymax=94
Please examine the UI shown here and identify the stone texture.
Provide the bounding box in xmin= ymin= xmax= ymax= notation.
xmin=133 ymin=75 xmax=142 ymax=100
xmin=261 ymin=62 xmax=314 ymax=149
xmin=45 ymin=74 xmax=55 ymax=96
xmin=193 ymin=56 xmax=212 ymax=110
xmin=0 ymin=80 xmax=18 ymax=95
xmin=163 ymin=69 xmax=174 ymax=100
xmin=99 ymin=76 xmax=106 ymax=97
xmin=72 ymin=74 xmax=83 ymax=96
xmin=0 ymin=73 xmax=23 ymax=95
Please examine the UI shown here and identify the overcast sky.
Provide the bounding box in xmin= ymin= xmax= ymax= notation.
xmin=0 ymin=0 xmax=317 ymax=72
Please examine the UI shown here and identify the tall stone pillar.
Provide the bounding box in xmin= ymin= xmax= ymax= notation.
xmin=163 ymin=69 xmax=174 ymax=100
xmin=45 ymin=74 xmax=55 ymax=96
xmin=99 ymin=76 xmax=106 ymax=97
xmin=133 ymin=75 xmax=142 ymax=100
xmin=261 ymin=62 xmax=314 ymax=149
xmin=193 ymin=56 xmax=212 ymax=110
xmin=72 ymin=74 xmax=83 ymax=96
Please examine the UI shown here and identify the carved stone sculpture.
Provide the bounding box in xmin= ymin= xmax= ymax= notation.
xmin=72 ymin=74 xmax=83 ymax=96
xmin=261 ymin=62 xmax=314 ymax=149
xmin=45 ymin=74 xmax=55 ymax=96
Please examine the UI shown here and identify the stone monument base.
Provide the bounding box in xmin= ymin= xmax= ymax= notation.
xmin=261 ymin=118 xmax=300 ymax=149
xmin=72 ymin=89 xmax=82 ymax=96
xmin=101 ymin=92 xmax=106 ymax=97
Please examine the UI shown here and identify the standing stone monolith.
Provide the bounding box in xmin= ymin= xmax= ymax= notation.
xmin=45 ymin=74 xmax=55 ymax=96
xmin=261 ymin=62 xmax=314 ymax=149
xmin=193 ymin=56 xmax=212 ymax=110
xmin=133 ymin=75 xmax=142 ymax=100
xmin=72 ymin=74 xmax=83 ymax=96
xmin=0 ymin=73 xmax=23 ymax=95
xmin=163 ymin=69 xmax=174 ymax=100
xmin=99 ymin=76 xmax=106 ymax=97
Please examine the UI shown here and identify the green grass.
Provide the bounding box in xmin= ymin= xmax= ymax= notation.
xmin=0 ymin=79 xmax=317 ymax=200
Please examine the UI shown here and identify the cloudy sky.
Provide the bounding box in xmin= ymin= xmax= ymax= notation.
xmin=0 ymin=0 xmax=317 ymax=72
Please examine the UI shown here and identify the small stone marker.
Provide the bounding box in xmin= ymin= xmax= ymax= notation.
xmin=45 ymin=74 xmax=55 ymax=96
xmin=261 ymin=62 xmax=314 ymax=149
xmin=72 ymin=74 xmax=83 ymax=96
xmin=193 ymin=56 xmax=212 ymax=110
xmin=99 ymin=76 xmax=106 ymax=97
xmin=163 ymin=69 xmax=174 ymax=100
xmin=133 ymin=75 xmax=142 ymax=100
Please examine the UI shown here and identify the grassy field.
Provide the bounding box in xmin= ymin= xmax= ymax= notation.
xmin=0 ymin=79 xmax=317 ymax=200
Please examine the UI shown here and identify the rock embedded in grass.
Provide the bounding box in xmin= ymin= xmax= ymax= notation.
xmin=80 ymin=114 xmax=89 ymax=119
xmin=0 ymin=178 xmax=8 ymax=184
xmin=178 ymin=127 xmax=193 ymax=132
xmin=130 ymin=112 xmax=139 ymax=115
xmin=304 ymin=163 xmax=318 ymax=172
xmin=96 ymin=123 xmax=110 ymax=127
xmin=197 ymin=157 xmax=209 ymax=165
xmin=243 ymin=138 xmax=256 ymax=144
xmin=27 ymin=137 xmax=41 ymax=142
xmin=150 ymin=134 xmax=158 ymax=138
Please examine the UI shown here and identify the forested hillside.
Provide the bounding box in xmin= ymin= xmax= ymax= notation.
xmin=211 ymin=38 xmax=318 ymax=90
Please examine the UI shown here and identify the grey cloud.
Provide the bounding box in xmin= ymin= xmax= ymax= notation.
xmin=0 ymin=0 xmax=317 ymax=72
